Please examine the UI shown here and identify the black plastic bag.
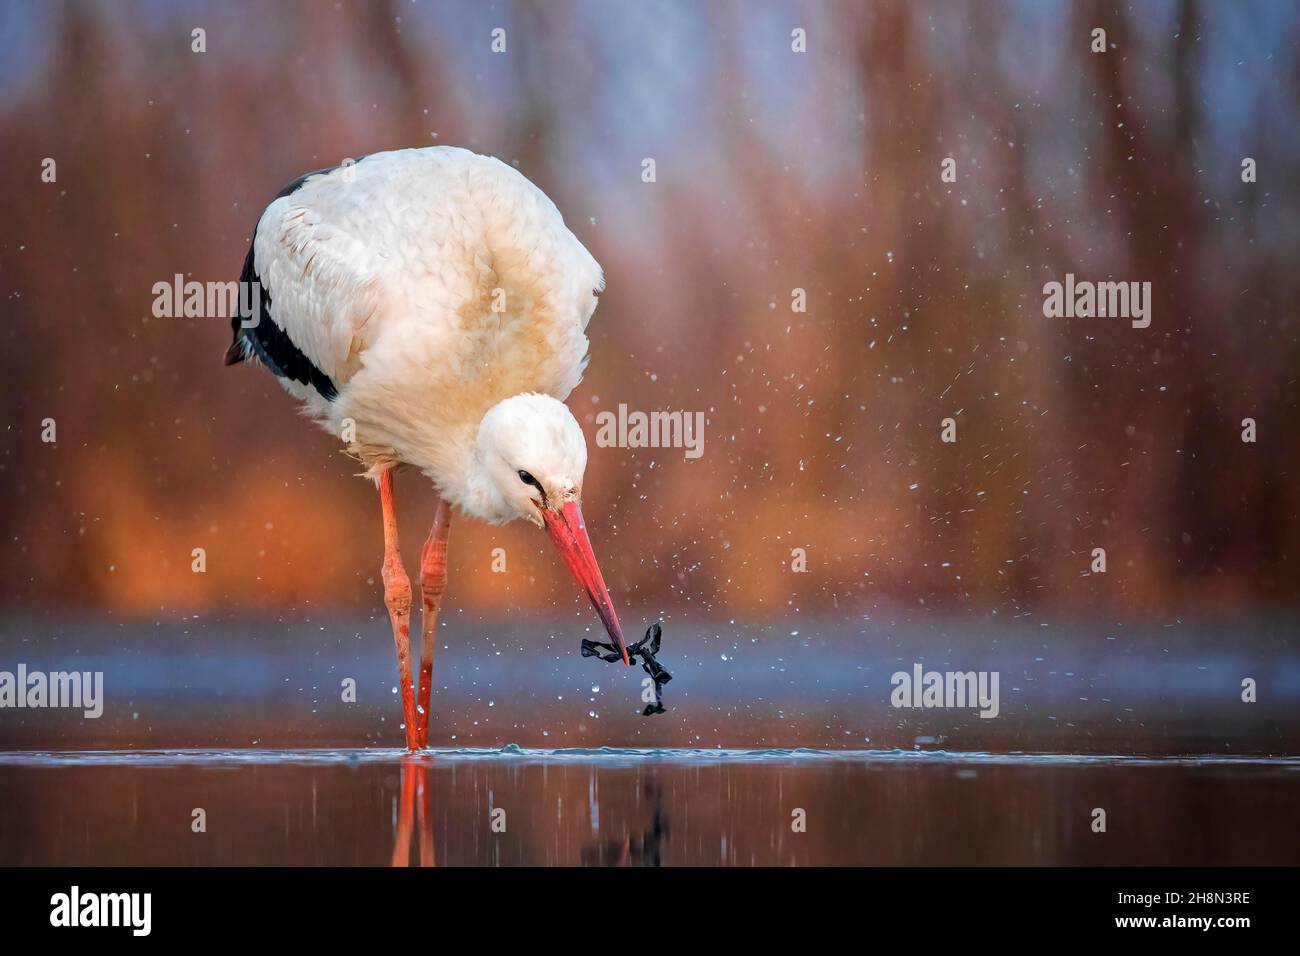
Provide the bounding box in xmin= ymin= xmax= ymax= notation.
xmin=582 ymin=622 xmax=672 ymax=716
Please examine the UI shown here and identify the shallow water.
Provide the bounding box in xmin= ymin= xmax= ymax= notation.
xmin=3 ymin=614 xmax=1298 ymax=864
xmin=3 ymin=613 xmax=1298 ymax=756
xmin=3 ymin=748 xmax=1298 ymax=865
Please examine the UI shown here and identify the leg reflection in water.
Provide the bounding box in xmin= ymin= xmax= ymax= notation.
xmin=389 ymin=765 xmax=668 ymax=866
xmin=390 ymin=758 xmax=435 ymax=867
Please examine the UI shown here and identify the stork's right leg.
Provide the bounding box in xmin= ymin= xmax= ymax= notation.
xmin=415 ymin=500 xmax=451 ymax=749
xmin=379 ymin=470 xmax=419 ymax=751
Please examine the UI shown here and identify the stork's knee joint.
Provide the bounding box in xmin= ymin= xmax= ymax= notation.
xmin=421 ymin=568 xmax=448 ymax=598
xmin=382 ymin=561 xmax=412 ymax=616
xmin=420 ymin=538 xmax=449 ymax=598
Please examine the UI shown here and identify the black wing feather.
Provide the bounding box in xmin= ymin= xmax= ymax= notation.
xmin=224 ymin=165 xmax=352 ymax=402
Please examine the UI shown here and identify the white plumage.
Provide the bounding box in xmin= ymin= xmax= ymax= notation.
xmin=234 ymin=145 xmax=605 ymax=523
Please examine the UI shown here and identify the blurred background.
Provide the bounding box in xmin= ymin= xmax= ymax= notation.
xmin=0 ymin=0 xmax=1297 ymax=753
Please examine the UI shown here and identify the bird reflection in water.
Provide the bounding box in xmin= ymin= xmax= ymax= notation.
xmin=581 ymin=784 xmax=668 ymax=867
xmin=390 ymin=758 xmax=434 ymax=867
xmin=388 ymin=763 xmax=669 ymax=866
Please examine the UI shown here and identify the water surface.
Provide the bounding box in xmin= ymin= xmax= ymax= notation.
xmin=3 ymin=747 xmax=1297 ymax=866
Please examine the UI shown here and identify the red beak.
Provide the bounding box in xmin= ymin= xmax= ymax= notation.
xmin=542 ymin=500 xmax=630 ymax=665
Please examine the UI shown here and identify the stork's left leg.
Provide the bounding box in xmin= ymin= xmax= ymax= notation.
xmin=379 ymin=470 xmax=419 ymax=751
xmin=415 ymin=500 xmax=451 ymax=749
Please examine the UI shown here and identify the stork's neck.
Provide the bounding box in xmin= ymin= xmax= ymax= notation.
xmin=423 ymin=421 xmax=513 ymax=524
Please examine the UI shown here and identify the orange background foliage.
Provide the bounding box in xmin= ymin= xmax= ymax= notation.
xmin=0 ymin=0 xmax=1296 ymax=619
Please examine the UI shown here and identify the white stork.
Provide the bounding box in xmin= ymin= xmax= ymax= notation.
xmin=224 ymin=146 xmax=630 ymax=750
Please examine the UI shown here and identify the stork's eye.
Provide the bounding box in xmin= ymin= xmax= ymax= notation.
xmin=518 ymin=470 xmax=541 ymax=489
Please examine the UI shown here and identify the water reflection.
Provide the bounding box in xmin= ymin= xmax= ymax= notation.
xmin=580 ymin=783 xmax=667 ymax=867
xmin=387 ymin=758 xmax=669 ymax=867
xmin=390 ymin=759 xmax=435 ymax=867
xmin=2 ymin=750 xmax=1298 ymax=866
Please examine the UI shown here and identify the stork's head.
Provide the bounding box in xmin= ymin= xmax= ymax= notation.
xmin=475 ymin=393 xmax=629 ymax=664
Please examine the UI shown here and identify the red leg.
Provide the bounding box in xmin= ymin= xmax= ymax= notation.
xmin=416 ymin=500 xmax=451 ymax=749
xmin=379 ymin=470 xmax=419 ymax=751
